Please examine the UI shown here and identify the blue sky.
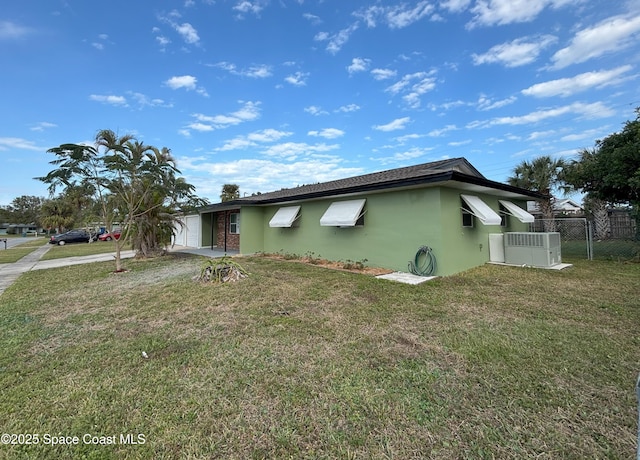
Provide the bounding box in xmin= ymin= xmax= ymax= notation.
xmin=1 ymin=0 xmax=639 ymax=206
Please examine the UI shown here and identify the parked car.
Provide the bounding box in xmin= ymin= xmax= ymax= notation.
xmin=98 ymin=230 xmax=122 ymax=241
xmin=49 ymin=230 xmax=96 ymax=245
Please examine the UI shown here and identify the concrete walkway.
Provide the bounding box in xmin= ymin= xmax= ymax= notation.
xmin=0 ymin=243 xmax=236 ymax=297
xmin=0 ymin=243 xmax=136 ymax=296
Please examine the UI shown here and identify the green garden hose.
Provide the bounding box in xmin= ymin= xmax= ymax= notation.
xmin=408 ymin=246 xmax=437 ymax=276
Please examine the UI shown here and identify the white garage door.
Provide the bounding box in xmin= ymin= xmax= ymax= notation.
xmin=185 ymin=215 xmax=200 ymax=248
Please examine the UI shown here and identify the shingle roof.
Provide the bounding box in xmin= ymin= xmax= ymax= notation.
xmin=200 ymin=157 xmax=544 ymax=211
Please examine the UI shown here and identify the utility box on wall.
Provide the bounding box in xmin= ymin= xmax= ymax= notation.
xmin=503 ymin=232 xmax=561 ymax=267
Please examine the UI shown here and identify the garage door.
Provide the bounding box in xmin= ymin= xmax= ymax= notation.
xmin=185 ymin=215 xmax=200 ymax=248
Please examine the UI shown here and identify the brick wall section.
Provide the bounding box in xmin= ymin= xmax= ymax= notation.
xmin=216 ymin=209 xmax=240 ymax=250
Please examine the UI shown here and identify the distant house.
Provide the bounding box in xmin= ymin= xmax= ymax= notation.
xmin=5 ymin=224 xmax=40 ymax=235
xmin=527 ymin=198 xmax=583 ymax=217
xmin=184 ymin=158 xmax=543 ymax=276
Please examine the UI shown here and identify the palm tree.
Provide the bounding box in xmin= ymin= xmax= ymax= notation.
xmin=507 ymin=156 xmax=566 ymax=230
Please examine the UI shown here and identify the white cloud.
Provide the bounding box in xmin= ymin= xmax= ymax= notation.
xmin=260 ymin=142 xmax=340 ymax=160
xmin=477 ymin=94 xmax=517 ymax=111
xmin=386 ymin=1 xmax=435 ymax=29
xmin=370 ymin=147 xmax=435 ymax=165
xmin=185 ymin=101 xmax=261 ymax=134
xmin=215 ymin=61 xmax=272 ymax=78
xmin=355 ymin=1 xmax=435 ymax=29
xmin=155 ymin=35 xmax=171 ymax=47
xmin=560 ymin=127 xmax=609 ymax=142
xmin=371 ymin=68 xmax=397 ymax=80
xmin=215 ymin=129 xmax=293 ymax=151
xmin=467 ymin=0 xmax=577 ymax=28
xmin=440 ymin=0 xmax=472 ymax=13
xmin=244 ymin=65 xmax=272 ymax=78
xmin=305 ymin=105 xmax=329 ymax=116
xmin=335 ymin=104 xmax=361 ymax=113
xmin=284 ymin=71 xmax=309 ymax=86
xmin=550 ymin=13 xmax=640 ymax=69
xmin=0 ymin=21 xmax=32 ymax=39
xmin=178 ymin=156 xmax=364 ymax=199
xmin=428 ymin=124 xmax=458 ymax=137
xmin=89 ymin=94 xmax=128 ymax=106
xmin=308 ymin=128 xmax=345 ymax=139
xmin=386 ymin=71 xmax=437 ymax=108
xmin=315 ymin=23 xmax=359 ymax=54
xmin=175 ymin=22 xmax=199 ymax=44
xmin=187 ymin=122 xmax=215 ymax=132
xmin=248 ymin=129 xmax=292 ymax=143
xmin=373 ymin=117 xmax=411 ymax=131
xmin=448 ymin=139 xmax=472 ymax=147
xmin=347 ymin=57 xmax=370 ymax=74
xmin=522 ymin=65 xmax=634 ymax=97
xmin=0 ymin=137 xmax=45 ymax=151
xmin=303 ymin=13 xmax=322 ymax=25
xmin=467 ymin=101 xmax=615 ymax=128
xmin=472 ymin=35 xmax=557 ymax=67
xmin=233 ymin=1 xmax=264 ymax=17
xmin=128 ymin=92 xmax=171 ymax=108
xmin=30 ymin=122 xmax=57 ymax=132
xmin=165 ymin=75 xmax=197 ymax=90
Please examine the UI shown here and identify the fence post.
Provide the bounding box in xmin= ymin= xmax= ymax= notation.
xmin=636 ymin=373 xmax=640 ymax=460
xmin=585 ymin=219 xmax=593 ymax=260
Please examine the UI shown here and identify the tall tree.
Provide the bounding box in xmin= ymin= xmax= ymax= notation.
xmin=563 ymin=109 xmax=640 ymax=238
xmin=220 ymin=184 xmax=240 ymax=202
xmin=40 ymin=198 xmax=75 ymax=232
xmin=3 ymin=195 xmax=45 ymax=225
xmin=37 ymin=129 xmax=203 ymax=271
xmin=564 ymin=111 xmax=640 ymax=206
xmin=507 ymin=156 xmax=566 ymax=226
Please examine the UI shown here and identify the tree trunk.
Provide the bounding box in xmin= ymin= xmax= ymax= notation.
xmin=540 ymin=197 xmax=556 ymax=232
xmin=591 ymin=198 xmax=610 ymax=240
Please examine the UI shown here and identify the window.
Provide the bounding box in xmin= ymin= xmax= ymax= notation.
xmin=269 ymin=206 xmax=301 ymax=228
xmin=460 ymin=194 xmax=502 ymax=226
xmin=320 ymin=199 xmax=366 ymax=227
xmin=229 ymin=213 xmax=240 ymax=234
xmin=499 ymin=204 xmax=509 ymax=227
xmin=462 ymin=208 xmax=474 ymax=227
xmin=498 ymin=200 xmax=535 ymax=223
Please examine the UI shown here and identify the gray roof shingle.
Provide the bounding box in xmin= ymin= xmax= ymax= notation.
xmin=200 ymin=157 xmax=543 ymax=211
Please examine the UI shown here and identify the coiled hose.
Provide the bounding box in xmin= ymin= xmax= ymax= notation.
xmin=408 ymin=246 xmax=437 ymax=276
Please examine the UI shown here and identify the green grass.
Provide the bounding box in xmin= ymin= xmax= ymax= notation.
xmin=0 ymin=254 xmax=638 ymax=459
xmin=40 ymin=241 xmax=131 ymax=260
xmin=563 ymin=239 xmax=640 ymax=261
xmin=0 ymin=239 xmax=48 ymax=263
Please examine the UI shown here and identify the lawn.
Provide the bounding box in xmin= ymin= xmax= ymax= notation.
xmin=0 ymin=238 xmax=48 ymax=264
xmin=40 ymin=241 xmax=131 ymax=260
xmin=0 ymin=254 xmax=638 ymax=459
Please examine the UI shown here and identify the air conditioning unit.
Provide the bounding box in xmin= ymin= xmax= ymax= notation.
xmin=503 ymin=232 xmax=562 ymax=268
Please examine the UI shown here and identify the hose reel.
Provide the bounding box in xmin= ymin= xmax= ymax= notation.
xmin=408 ymin=245 xmax=437 ymax=276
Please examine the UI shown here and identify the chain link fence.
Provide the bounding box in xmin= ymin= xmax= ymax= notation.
xmin=530 ymin=216 xmax=639 ymax=261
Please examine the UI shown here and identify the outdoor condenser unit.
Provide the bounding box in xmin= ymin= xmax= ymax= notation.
xmin=503 ymin=232 xmax=562 ymax=268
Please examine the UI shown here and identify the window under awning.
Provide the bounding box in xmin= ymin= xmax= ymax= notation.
xmin=320 ymin=199 xmax=366 ymax=227
xmin=499 ymin=200 xmax=535 ymax=223
xmin=269 ymin=205 xmax=301 ymax=228
xmin=460 ymin=194 xmax=502 ymax=226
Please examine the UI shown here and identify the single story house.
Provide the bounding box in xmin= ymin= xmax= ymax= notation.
xmin=189 ymin=158 xmax=544 ymax=276
xmin=527 ymin=198 xmax=583 ymax=217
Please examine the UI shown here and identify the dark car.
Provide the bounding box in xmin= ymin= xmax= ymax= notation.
xmin=49 ymin=230 xmax=96 ymax=245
